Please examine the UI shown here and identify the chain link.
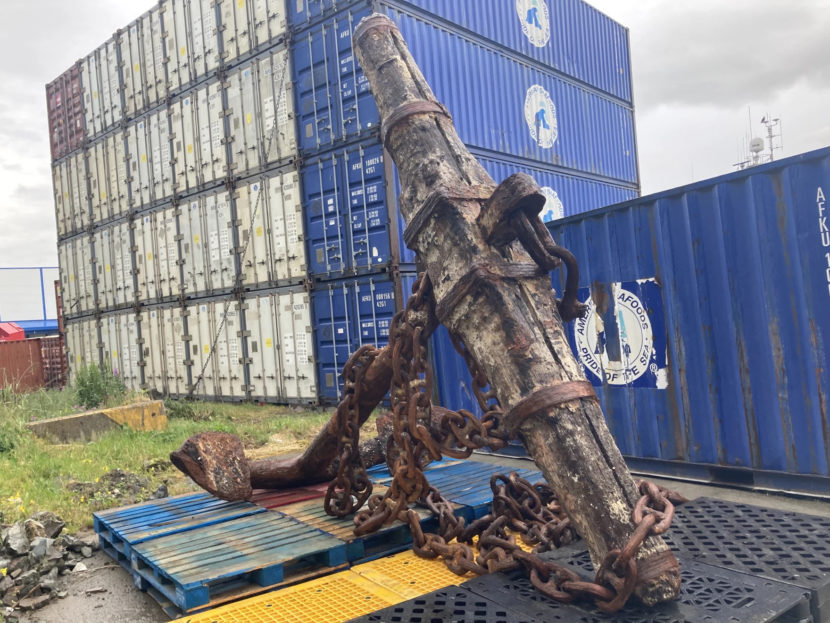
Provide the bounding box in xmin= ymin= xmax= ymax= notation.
xmin=325 ymin=271 xmax=685 ymax=613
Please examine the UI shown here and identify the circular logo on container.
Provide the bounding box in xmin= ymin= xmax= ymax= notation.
xmin=515 ymin=0 xmax=550 ymax=47
xmin=540 ymin=187 xmax=564 ymax=222
xmin=524 ymin=85 xmax=557 ymax=148
xmin=574 ymin=286 xmax=653 ymax=385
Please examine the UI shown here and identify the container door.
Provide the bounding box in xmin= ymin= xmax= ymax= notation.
xmin=268 ymin=169 xmax=305 ymax=282
xmin=78 ymin=236 xmax=95 ymax=313
xmin=164 ymin=307 xmax=188 ymax=395
xmin=292 ymin=27 xmax=336 ymax=151
xmin=236 ymin=178 xmax=269 ymax=288
xmin=189 ymin=302 xmax=214 ymax=396
xmin=88 ymin=142 xmax=106 ymax=223
xmin=190 ymin=0 xmax=219 ymax=78
xmin=109 ymin=133 xmax=129 ymax=218
xmin=219 ymin=0 xmax=252 ymax=66
xmin=211 ymin=300 xmax=245 ymax=399
xmin=149 ymin=109 xmax=173 ymax=202
xmin=119 ymin=313 xmax=142 ymax=391
xmin=196 ymin=81 xmax=227 ymax=186
xmin=170 ymin=96 xmax=199 ymax=195
xmin=68 ymin=154 xmax=88 ymax=233
xmin=94 ymin=229 xmax=111 ymax=310
xmin=180 ymin=199 xmax=207 ymax=296
xmin=100 ymin=315 xmax=119 ymax=375
xmin=52 ymin=164 xmax=66 ymax=238
xmin=134 ymin=215 xmax=152 ymax=301
xmin=105 ymin=39 xmax=122 ymax=129
xmin=312 ymin=281 xmax=352 ymax=402
xmin=147 ymin=8 xmax=167 ymax=108
xmin=141 ymin=310 xmax=162 ymax=393
xmin=258 ymin=49 xmax=295 ymax=166
xmin=280 ymin=290 xmax=315 ymax=401
xmin=81 ymin=52 xmax=99 ymax=136
xmin=58 ymin=241 xmax=74 ymax=316
xmin=157 ymin=206 xmax=180 ymax=299
xmin=252 ymin=0 xmax=285 ymax=50
xmin=303 ymin=154 xmax=345 ymax=277
xmin=128 ymin=119 xmax=152 ymax=208
xmin=226 ymin=61 xmax=261 ymax=177
xmin=354 ymin=276 xmax=398 ymax=350
xmin=120 ymin=21 xmax=141 ymax=116
xmin=162 ymin=0 xmax=189 ymax=92
xmin=344 ymin=143 xmax=392 ymax=274
xmin=112 ymin=223 xmax=134 ymax=306
xmin=246 ymin=294 xmax=281 ymax=401
xmin=203 ymin=190 xmax=235 ymax=294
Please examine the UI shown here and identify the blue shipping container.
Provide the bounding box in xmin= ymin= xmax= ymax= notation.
xmin=473 ymin=149 xmax=638 ymax=222
xmin=302 ymin=139 xmax=415 ymax=278
xmin=435 ymin=148 xmax=830 ymax=491
xmin=288 ymin=0 xmax=633 ymax=104
xmin=313 ymin=271 xmax=416 ymax=401
xmin=291 ymin=2 xmax=639 ymax=186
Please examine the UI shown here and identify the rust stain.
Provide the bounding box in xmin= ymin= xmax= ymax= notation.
xmin=735 ymin=335 xmax=761 ymax=468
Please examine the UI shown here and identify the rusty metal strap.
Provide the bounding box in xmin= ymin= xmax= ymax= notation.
xmin=403 ymin=184 xmax=493 ymax=249
xmin=381 ymin=100 xmax=453 ymax=149
xmin=505 ymin=381 xmax=598 ymax=435
xmin=434 ymin=261 xmax=544 ymax=323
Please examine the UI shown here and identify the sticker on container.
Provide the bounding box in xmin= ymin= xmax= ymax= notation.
xmin=524 ymin=85 xmax=557 ymax=148
xmin=567 ymin=279 xmax=668 ymax=389
xmin=540 ymin=187 xmax=564 ymax=222
xmin=516 ymin=0 xmax=550 ymax=47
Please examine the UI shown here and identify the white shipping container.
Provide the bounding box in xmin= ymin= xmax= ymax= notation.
xmin=135 ymin=205 xmax=179 ymax=301
xmin=107 ymin=132 xmax=130 ymax=219
xmin=236 ymin=168 xmax=305 ymax=287
xmin=66 ymin=318 xmax=99 ymax=383
xmin=246 ymin=290 xmax=316 ymax=402
xmin=180 ymin=189 xmax=235 ymax=296
xmin=94 ymin=221 xmax=135 ymax=311
xmin=186 ymin=299 xmax=245 ymax=398
xmin=226 ymin=49 xmax=295 ymax=176
xmin=99 ymin=312 xmax=141 ymax=391
xmin=121 ymin=8 xmax=168 ymax=117
xmin=163 ymin=306 xmax=189 ymax=395
xmin=76 ymin=234 xmax=96 ymax=314
xmin=81 ymin=39 xmax=122 ymax=137
xmin=68 ymin=153 xmax=89 ymax=234
xmin=126 ymin=117 xmax=152 ymax=208
xmin=218 ymin=0 xmax=252 ymax=66
xmin=250 ymin=0 xmax=286 ymax=51
xmin=140 ymin=308 xmax=167 ymax=393
xmin=170 ymin=81 xmax=226 ymax=196
xmin=163 ymin=0 xmax=220 ymax=92
xmin=87 ymin=141 xmax=108 ymax=223
xmin=59 ymin=236 xmax=95 ymax=317
xmin=126 ymin=109 xmax=172 ymax=209
xmin=52 ymin=162 xmax=68 ymax=238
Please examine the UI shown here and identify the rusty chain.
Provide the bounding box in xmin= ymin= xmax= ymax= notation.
xmin=326 ymin=272 xmax=686 ymax=613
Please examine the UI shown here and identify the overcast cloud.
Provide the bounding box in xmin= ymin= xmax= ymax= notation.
xmin=0 ymin=0 xmax=828 ymax=267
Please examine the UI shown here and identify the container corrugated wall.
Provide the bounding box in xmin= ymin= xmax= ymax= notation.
xmin=50 ymin=0 xmax=638 ymax=406
xmin=434 ymin=148 xmax=830 ymax=490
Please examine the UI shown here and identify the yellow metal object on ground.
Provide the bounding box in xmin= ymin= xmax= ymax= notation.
xmin=25 ymin=400 xmax=167 ymax=443
xmin=170 ymin=570 xmax=403 ymax=623
xmin=351 ymin=549 xmax=465 ymax=599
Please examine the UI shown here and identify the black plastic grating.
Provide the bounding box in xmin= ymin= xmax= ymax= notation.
xmin=667 ymin=497 xmax=830 ymax=620
xmin=461 ymin=545 xmax=812 ymax=622
xmin=345 ymin=586 xmax=544 ymax=623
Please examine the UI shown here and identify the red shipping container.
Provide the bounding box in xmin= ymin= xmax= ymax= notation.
xmin=0 ymin=340 xmax=45 ymax=391
xmin=46 ymin=64 xmax=85 ymax=161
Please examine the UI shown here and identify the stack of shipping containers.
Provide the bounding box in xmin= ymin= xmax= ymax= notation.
xmin=47 ymin=0 xmax=639 ymax=405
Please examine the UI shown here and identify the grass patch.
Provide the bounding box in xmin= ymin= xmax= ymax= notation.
xmin=0 ymin=387 xmax=330 ymax=531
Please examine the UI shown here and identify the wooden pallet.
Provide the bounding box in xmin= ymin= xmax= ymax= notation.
xmin=128 ymin=510 xmax=348 ymax=614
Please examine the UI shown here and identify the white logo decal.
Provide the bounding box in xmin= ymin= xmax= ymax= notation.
xmin=515 ymin=0 xmax=550 ymax=47
xmin=524 ymin=85 xmax=558 ymax=149
xmin=574 ymin=285 xmax=653 ymax=385
xmin=540 ymin=187 xmax=564 ymax=222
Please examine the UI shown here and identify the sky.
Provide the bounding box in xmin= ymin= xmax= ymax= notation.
xmin=0 ymin=0 xmax=829 ymax=267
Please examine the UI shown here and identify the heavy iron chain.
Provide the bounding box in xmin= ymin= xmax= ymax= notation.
xmin=326 ymin=272 xmax=686 ymax=613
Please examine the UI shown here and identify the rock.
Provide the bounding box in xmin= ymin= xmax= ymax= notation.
xmin=9 ymin=569 xmax=22 ymax=579
xmin=0 ymin=575 xmax=12 ymax=594
xmin=29 ymin=536 xmax=53 ymax=560
xmin=30 ymin=512 xmax=65 ymax=539
xmin=0 ymin=557 xmax=10 ymax=571
xmin=40 ymin=567 xmax=59 ymax=591
xmin=15 ymin=569 xmax=39 ymax=592
xmin=57 ymin=589 xmax=67 ymax=598
xmin=72 ymin=562 xmax=87 ymax=573
xmin=79 ymin=534 xmax=99 ymax=551
xmin=59 ymin=534 xmax=79 ymax=551
xmin=150 ymin=483 xmax=169 ymax=499
xmin=4 ymin=523 xmax=29 ymax=556
xmin=18 ymin=593 xmax=51 ymax=610
xmin=23 ymin=519 xmax=46 ymax=542
xmin=8 ymin=555 xmax=32 ymax=576
xmin=80 ymin=546 xmax=93 ymax=558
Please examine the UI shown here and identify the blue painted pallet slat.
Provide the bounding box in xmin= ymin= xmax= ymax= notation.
xmin=277 ymin=497 xmax=437 ymax=563
xmin=130 ymin=511 xmax=348 ymax=612
xmin=366 ymin=458 xmax=466 ymax=484
xmin=93 ymin=492 xmax=265 ymax=559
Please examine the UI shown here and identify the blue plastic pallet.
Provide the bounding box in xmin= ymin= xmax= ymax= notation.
xmin=129 ymin=511 xmax=348 ymax=614
xmin=93 ymin=492 xmax=265 ymax=560
xmin=366 ymin=458 xmax=464 ymax=483
xmin=278 ymin=496 xmax=437 ymax=563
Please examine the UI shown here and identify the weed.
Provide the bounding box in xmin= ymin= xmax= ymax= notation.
xmin=75 ymin=361 xmax=127 ymax=409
